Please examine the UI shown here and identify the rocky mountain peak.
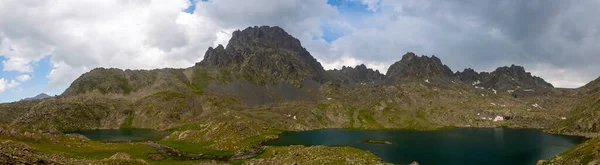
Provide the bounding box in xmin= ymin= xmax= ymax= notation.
xmin=197 ymin=26 xmax=329 ymax=86
xmin=455 ymin=68 xmax=489 ymax=84
xmin=479 ymin=64 xmax=553 ymax=91
xmin=226 ymin=26 xmax=303 ymax=51
xmin=328 ymin=64 xmax=384 ymax=84
xmin=385 ymin=52 xmax=454 ymax=83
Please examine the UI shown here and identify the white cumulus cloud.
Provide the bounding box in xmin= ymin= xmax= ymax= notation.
xmin=0 ymin=78 xmax=19 ymax=93
xmin=15 ymin=74 xmax=30 ymax=82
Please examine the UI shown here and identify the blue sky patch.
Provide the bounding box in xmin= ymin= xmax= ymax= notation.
xmin=327 ymin=0 xmax=379 ymax=15
xmin=0 ymin=56 xmax=54 ymax=103
xmin=183 ymin=0 xmax=208 ymax=14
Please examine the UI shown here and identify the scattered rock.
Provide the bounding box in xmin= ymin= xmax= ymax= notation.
xmin=493 ymin=116 xmax=504 ymax=122
xmin=109 ymin=152 xmax=131 ymax=160
xmin=147 ymin=153 xmax=165 ymax=161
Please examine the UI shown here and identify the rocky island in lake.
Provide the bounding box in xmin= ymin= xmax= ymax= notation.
xmin=363 ymin=140 xmax=393 ymax=145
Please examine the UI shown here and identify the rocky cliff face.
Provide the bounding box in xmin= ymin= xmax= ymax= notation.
xmin=385 ymin=52 xmax=454 ymax=83
xmin=327 ymin=64 xmax=384 ymax=84
xmin=197 ymin=26 xmax=329 ymax=87
xmin=479 ymin=65 xmax=553 ymax=91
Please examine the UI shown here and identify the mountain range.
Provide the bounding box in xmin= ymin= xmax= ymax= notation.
xmin=0 ymin=26 xmax=598 ymax=164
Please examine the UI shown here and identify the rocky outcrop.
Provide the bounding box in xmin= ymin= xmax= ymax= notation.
xmin=385 ymin=52 xmax=454 ymax=84
xmin=454 ymin=68 xmax=489 ymax=85
xmin=479 ymin=65 xmax=553 ymax=91
xmin=328 ymin=64 xmax=384 ymax=84
xmin=108 ymin=152 xmax=131 ymax=159
xmin=197 ymin=26 xmax=329 ymax=87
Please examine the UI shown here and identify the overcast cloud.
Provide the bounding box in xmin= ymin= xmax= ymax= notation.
xmin=0 ymin=0 xmax=598 ymax=97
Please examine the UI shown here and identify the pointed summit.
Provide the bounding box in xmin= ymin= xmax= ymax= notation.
xmin=226 ymin=26 xmax=304 ymax=51
xmin=385 ymin=52 xmax=454 ymax=83
xmin=197 ymin=26 xmax=328 ymax=86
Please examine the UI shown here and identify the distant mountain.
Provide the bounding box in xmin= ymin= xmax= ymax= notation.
xmin=22 ymin=93 xmax=51 ymax=101
xmin=327 ymin=64 xmax=384 ymax=84
xmin=385 ymin=52 xmax=454 ymax=84
xmin=455 ymin=65 xmax=553 ymax=91
xmin=480 ymin=65 xmax=553 ymax=91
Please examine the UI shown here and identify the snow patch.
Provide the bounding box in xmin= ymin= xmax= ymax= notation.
xmin=472 ymin=80 xmax=480 ymax=86
xmin=424 ymin=79 xmax=430 ymax=83
xmin=327 ymin=98 xmax=332 ymax=100
xmin=532 ymin=103 xmax=541 ymax=108
xmin=293 ymin=116 xmax=297 ymax=120
xmin=491 ymin=89 xmax=497 ymax=94
xmin=560 ymin=117 xmax=567 ymax=120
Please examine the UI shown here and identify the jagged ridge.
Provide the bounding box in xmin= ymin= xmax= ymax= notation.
xmin=327 ymin=64 xmax=384 ymax=84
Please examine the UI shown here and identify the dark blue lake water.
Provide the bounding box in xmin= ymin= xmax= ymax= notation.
xmin=265 ymin=128 xmax=586 ymax=165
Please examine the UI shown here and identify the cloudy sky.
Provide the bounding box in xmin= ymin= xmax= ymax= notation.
xmin=1 ymin=0 xmax=599 ymax=102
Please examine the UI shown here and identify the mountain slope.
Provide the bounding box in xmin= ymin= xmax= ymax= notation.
xmin=62 ymin=68 xmax=190 ymax=97
xmin=551 ymin=77 xmax=600 ymax=136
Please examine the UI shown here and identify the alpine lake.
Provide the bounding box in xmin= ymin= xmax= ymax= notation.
xmin=265 ymin=128 xmax=586 ymax=165
xmin=67 ymin=128 xmax=586 ymax=165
